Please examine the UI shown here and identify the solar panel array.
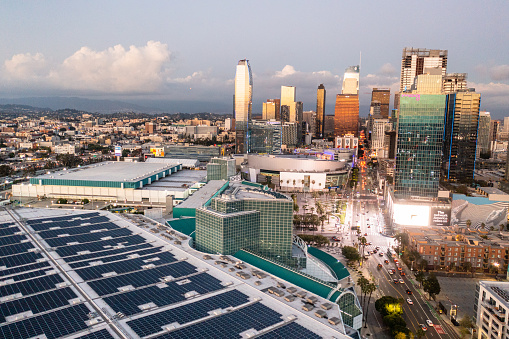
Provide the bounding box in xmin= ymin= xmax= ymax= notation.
xmin=0 ymin=210 xmax=329 ymax=339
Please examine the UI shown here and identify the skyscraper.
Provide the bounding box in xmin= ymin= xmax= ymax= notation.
xmin=281 ymin=86 xmax=296 ymax=107
xmin=334 ymin=66 xmax=360 ymax=137
xmin=371 ymin=88 xmax=390 ymax=118
xmin=262 ymin=99 xmax=280 ymax=121
xmin=234 ymin=59 xmax=252 ymax=153
xmin=394 ymin=79 xmax=447 ymax=199
xmin=443 ymin=73 xmax=468 ymax=94
xmin=400 ymin=48 xmax=448 ymax=93
xmin=442 ymin=91 xmax=481 ymax=182
xmin=316 ymin=84 xmax=326 ymax=138
xmin=477 ymin=111 xmax=491 ymax=158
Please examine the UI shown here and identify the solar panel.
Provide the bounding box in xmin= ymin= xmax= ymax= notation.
xmin=1 ymin=251 xmax=44 ymax=269
xmin=37 ymin=222 xmax=120 ymax=239
xmin=0 ymin=303 xmax=91 ymax=339
xmin=256 ymin=322 xmax=322 ymax=338
xmin=55 ymin=234 xmax=147 ymax=257
xmin=158 ymin=302 xmax=283 ymax=339
xmin=0 ymin=273 xmax=64 ymax=297
xmin=0 ymin=234 xmax=27 ymax=247
xmin=0 ymin=226 xmax=19 ymax=237
xmin=76 ymin=328 xmax=116 ymax=339
xmin=70 ymin=246 xmax=163 ymax=268
xmin=44 ymin=228 xmax=132 ymax=247
xmin=127 ymin=289 xmax=250 ymax=337
xmin=0 ymin=242 xmax=35 ymax=258
xmin=0 ymin=267 xmax=52 ymax=283
xmin=0 ymin=262 xmax=51 ymax=278
xmin=65 ymin=242 xmax=154 ymax=263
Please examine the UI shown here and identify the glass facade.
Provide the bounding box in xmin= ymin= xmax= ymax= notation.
xmin=442 ymin=92 xmax=481 ymax=182
xmin=371 ymin=88 xmax=391 ymax=118
xmin=195 ymin=186 xmax=293 ymax=262
xmin=206 ymin=158 xmax=236 ymax=181
xmin=334 ymin=94 xmax=359 ymax=137
xmin=394 ymin=94 xmax=446 ymax=199
xmin=234 ymin=60 xmax=252 ymax=153
xmin=316 ymin=84 xmax=326 ymax=138
xmin=249 ymin=121 xmax=282 ymax=154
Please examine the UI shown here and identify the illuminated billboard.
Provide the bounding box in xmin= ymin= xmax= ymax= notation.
xmin=393 ymin=203 xmax=430 ymax=227
xmin=429 ymin=206 xmax=451 ymax=227
xmin=114 ymin=145 xmax=122 ymax=157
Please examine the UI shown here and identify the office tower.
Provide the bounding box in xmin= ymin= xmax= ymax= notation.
xmin=316 ymin=84 xmax=326 ymax=137
xmin=334 ymin=66 xmax=360 ymax=138
xmin=442 ymin=91 xmax=481 ymax=182
xmin=234 ymin=59 xmax=253 ymax=154
xmin=443 ymin=73 xmax=468 ymax=94
xmin=282 ymin=122 xmax=299 ymax=147
xmin=280 ymin=105 xmax=290 ymax=123
xmin=394 ymin=79 xmax=447 ymax=199
xmin=262 ymin=101 xmax=277 ymax=120
xmin=477 ymin=111 xmax=491 ymax=157
xmin=342 ymin=65 xmax=360 ymax=95
xmin=412 ymin=68 xmax=444 ymax=94
xmin=371 ymin=88 xmax=390 ymax=118
xmin=263 ymin=99 xmax=280 ymax=120
xmin=324 ymin=115 xmax=335 ymax=138
xmin=334 ymin=94 xmax=359 ymax=137
xmin=196 ymin=183 xmax=293 ymax=263
xmin=385 ymin=131 xmax=397 ymax=159
xmin=145 ymin=122 xmax=156 ymax=134
xmin=400 ymin=48 xmax=448 ymax=92
xmin=207 ymin=157 xmax=236 ymax=181
xmin=303 ymin=111 xmax=316 ymax=137
xmin=224 ymin=118 xmax=234 ymax=131
xmin=250 ymin=120 xmax=282 ymax=154
xmin=281 ymin=86 xmax=296 ymax=107
xmin=371 ymin=118 xmax=392 ymax=158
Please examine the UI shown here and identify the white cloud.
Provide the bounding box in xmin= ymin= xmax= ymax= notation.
xmin=274 ymin=65 xmax=297 ymax=77
xmin=378 ymin=63 xmax=397 ymax=76
xmin=490 ymin=65 xmax=509 ymax=81
xmin=2 ymin=41 xmax=171 ymax=94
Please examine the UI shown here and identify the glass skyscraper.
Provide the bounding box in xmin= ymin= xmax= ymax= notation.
xmin=316 ymin=84 xmax=326 ymax=138
xmin=234 ymin=59 xmax=252 ymax=154
xmin=394 ymin=94 xmax=447 ymax=199
xmin=442 ymin=91 xmax=481 ymax=182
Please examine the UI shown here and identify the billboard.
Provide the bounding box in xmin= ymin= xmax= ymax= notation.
xmin=393 ymin=203 xmax=430 ymax=227
xmin=429 ymin=206 xmax=451 ymax=227
xmin=114 ymin=145 xmax=122 ymax=157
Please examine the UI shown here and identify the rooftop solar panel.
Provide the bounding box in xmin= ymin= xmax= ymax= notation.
xmin=55 ymin=234 xmax=147 ymax=257
xmin=256 ymin=322 xmax=322 ymax=338
xmin=65 ymin=242 xmax=154 ymax=263
xmin=0 ymin=251 xmax=44 ymax=269
xmin=0 ymin=273 xmax=64 ymax=298
xmin=0 ymin=234 xmax=27 ymax=247
xmin=0 ymin=267 xmax=52 ymax=283
xmin=0 ymin=261 xmax=51 ymax=278
xmin=26 ymin=212 xmax=101 ymax=226
xmin=37 ymin=222 xmax=120 ymax=239
xmin=0 ymin=226 xmax=19 ymax=237
xmin=0 ymin=303 xmax=92 ymax=339
xmin=70 ymin=246 xmax=163 ymax=269
xmin=44 ymin=228 xmax=132 ymax=247
xmin=0 ymin=242 xmax=34 ymax=258
xmin=76 ymin=328 xmax=116 ymax=339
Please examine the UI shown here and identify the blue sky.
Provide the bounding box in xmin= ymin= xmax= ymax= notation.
xmin=1 ymin=1 xmax=508 ymax=117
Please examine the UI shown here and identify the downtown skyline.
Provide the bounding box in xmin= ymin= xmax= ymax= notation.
xmin=1 ymin=1 xmax=508 ymax=118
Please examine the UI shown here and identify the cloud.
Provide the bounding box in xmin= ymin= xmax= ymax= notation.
xmin=489 ymin=65 xmax=509 ymax=81
xmin=2 ymin=41 xmax=171 ymax=94
xmin=274 ymin=65 xmax=297 ymax=77
xmin=378 ymin=63 xmax=397 ymax=76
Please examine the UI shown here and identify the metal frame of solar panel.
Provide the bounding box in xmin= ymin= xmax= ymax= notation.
xmin=0 ymin=303 xmax=93 ymax=339
xmin=69 ymin=246 xmax=164 ymax=269
xmin=37 ymin=222 xmax=120 ymax=239
xmin=103 ymin=273 xmax=225 ymax=317
xmin=0 ymin=226 xmax=18 ymax=237
xmin=76 ymin=328 xmax=116 ymax=339
xmin=87 ymin=261 xmax=198 ymax=296
xmin=126 ymin=289 xmax=250 ymax=337
xmin=0 ymin=287 xmax=78 ymax=324
xmin=156 ymin=302 xmax=283 ymax=339
xmin=256 ymin=321 xmax=322 ymax=339
xmin=64 ymin=242 xmax=155 ymax=263
xmin=74 ymin=251 xmax=176 ymax=281
xmin=55 ymin=234 xmax=147 ymax=257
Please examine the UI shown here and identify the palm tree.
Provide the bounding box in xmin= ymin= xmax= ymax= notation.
xmin=359 ymin=237 xmax=367 ymax=263
xmin=319 ymin=215 xmax=327 ymax=231
xmin=363 ymin=282 xmax=377 ymax=328
xmin=357 ymin=276 xmax=369 ymax=306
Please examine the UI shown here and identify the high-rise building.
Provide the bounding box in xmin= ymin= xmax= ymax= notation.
xmin=342 ymin=66 xmax=360 ymax=95
xmin=442 ymin=91 xmax=481 ymax=182
xmin=250 ymin=120 xmax=282 ymax=154
xmin=316 ymin=84 xmax=326 ymax=137
xmin=206 ymin=157 xmax=236 ymax=181
xmin=490 ymin=120 xmax=500 ymax=146
xmin=324 ymin=115 xmax=335 ymax=138
xmin=371 ymin=118 xmax=392 ymax=158
xmin=477 ymin=111 xmax=491 ymax=158
xmin=334 ymin=66 xmax=360 ymax=137
xmin=280 ymin=105 xmax=290 ymax=123
xmin=234 ymin=59 xmax=253 ymax=154
xmin=334 ymin=94 xmax=359 ymax=137
xmin=281 ymin=86 xmax=296 ymax=107
xmin=394 ymin=92 xmax=447 ymax=199
xmin=371 ymin=88 xmax=390 ymax=118
xmin=145 ymin=122 xmax=156 ymax=134
xmin=400 ymin=48 xmax=448 ymax=93
xmin=303 ymin=110 xmax=316 ymax=138
xmin=262 ymin=101 xmax=277 ymax=120
xmin=443 ymin=73 xmax=468 ymax=94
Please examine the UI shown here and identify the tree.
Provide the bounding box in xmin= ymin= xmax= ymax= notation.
xmin=423 ymin=274 xmax=441 ymax=300
xmin=358 ymin=237 xmax=367 ymax=263
xmin=375 ymin=296 xmax=402 ymax=317
xmin=383 ymin=313 xmax=406 ymax=328
xmin=342 ymin=246 xmax=360 ymax=263
xmin=466 ymin=219 xmax=472 ymax=228
xmin=415 ymin=271 xmax=425 ymax=288
xmin=56 ymin=154 xmax=83 ymax=168
xmin=82 ymin=198 xmax=90 ymax=205
xmin=394 ymin=332 xmax=407 ymax=339
xmin=363 ymin=282 xmax=377 ymax=327
xmin=395 ymin=232 xmax=409 ymax=250
xmin=357 ymin=276 xmax=369 ymax=307
xmin=122 ymin=149 xmax=130 ymax=158
xmin=312 ymin=191 xmax=318 ymax=202
xmin=0 ymin=164 xmax=12 ymax=177
xmin=415 ymin=328 xmax=426 ymax=339
xmin=44 ymin=161 xmax=56 ymax=169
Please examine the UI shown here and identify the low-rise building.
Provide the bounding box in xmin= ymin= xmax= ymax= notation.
xmin=474 ymin=281 xmax=509 ymax=339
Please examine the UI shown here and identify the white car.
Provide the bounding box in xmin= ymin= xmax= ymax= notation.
xmin=426 ymin=319 xmax=434 ymax=327
xmin=406 ymin=298 xmax=413 ymax=305
xmin=388 ymin=270 xmax=394 ymax=275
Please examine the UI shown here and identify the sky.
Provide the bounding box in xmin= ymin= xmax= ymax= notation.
xmin=1 ymin=1 xmax=509 ymax=118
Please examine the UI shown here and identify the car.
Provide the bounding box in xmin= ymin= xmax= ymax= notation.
xmin=373 ymin=249 xmax=377 ymax=254
xmin=393 ymin=279 xmax=399 ymax=284
xmin=375 ymin=246 xmax=380 ymax=250
xmin=426 ymin=319 xmax=434 ymax=327
xmin=367 ymin=225 xmax=371 ymax=228
xmin=364 ymin=233 xmax=367 ymax=236
xmin=420 ymin=324 xmax=427 ymax=332
xmin=331 ymin=236 xmax=340 ymax=241
xmin=388 ymin=270 xmax=394 ymax=275
xmin=399 ymin=279 xmax=404 ymax=284
xmin=378 ymin=264 xmax=383 ymax=268
xmin=406 ymin=289 xmax=412 ymax=295
xmin=384 ymin=260 xmax=389 ymax=264
xmin=379 ymin=252 xmax=384 ymax=257
xmin=400 ymin=271 xmax=406 ymax=276
xmin=406 ymin=298 xmax=413 ymax=305
xmin=397 ymin=266 xmax=402 ymax=271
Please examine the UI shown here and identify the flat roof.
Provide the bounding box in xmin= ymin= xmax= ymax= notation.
xmin=35 ymin=161 xmax=177 ymax=183
xmin=176 ymin=180 xmax=228 ymax=209
xmin=479 ymin=187 xmax=508 ymax=195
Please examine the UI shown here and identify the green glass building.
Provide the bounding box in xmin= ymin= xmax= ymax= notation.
xmin=195 ymin=184 xmax=293 ymax=261
xmin=394 ymin=94 xmax=447 ymax=199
